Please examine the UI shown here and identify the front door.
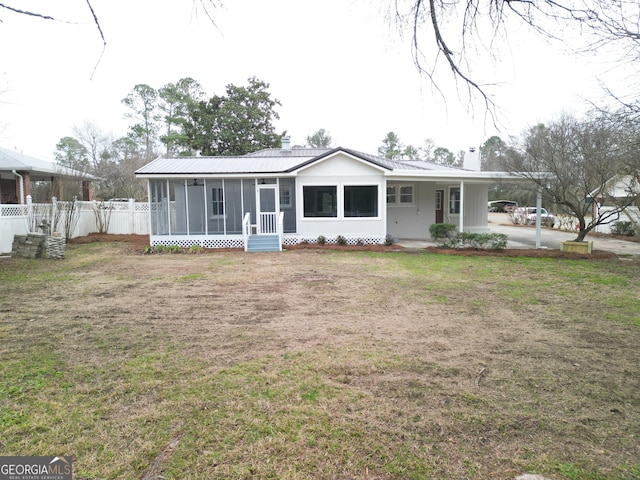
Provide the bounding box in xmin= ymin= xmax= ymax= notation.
xmin=435 ymin=190 xmax=444 ymax=223
xmin=256 ymin=185 xmax=278 ymax=234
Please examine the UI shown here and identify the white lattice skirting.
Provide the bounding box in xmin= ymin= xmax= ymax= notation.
xmin=152 ymin=237 xmax=245 ymax=249
xmin=151 ymin=235 xmax=386 ymax=249
xmin=283 ymin=235 xmax=385 ymax=246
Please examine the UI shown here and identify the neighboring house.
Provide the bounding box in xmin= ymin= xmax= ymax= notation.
xmin=135 ymin=140 xmax=513 ymax=251
xmin=592 ymin=175 xmax=640 ymax=233
xmin=0 ymin=146 xmax=94 ymax=203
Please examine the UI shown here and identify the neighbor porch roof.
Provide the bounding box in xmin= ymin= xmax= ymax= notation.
xmin=0 ymin=146 xmax=96 ymax=180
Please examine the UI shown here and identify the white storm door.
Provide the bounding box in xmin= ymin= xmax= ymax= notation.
xmin=256 ymin=185 xmax=278 ymax=234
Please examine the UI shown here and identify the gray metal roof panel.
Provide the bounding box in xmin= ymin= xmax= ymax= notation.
xmin=135 ymin=155 xmax=318 ymax=175
xmin=135 ymin=147 xmax=471 ymax=176
xmin=245 ymin=148 xmax=332 ymax=157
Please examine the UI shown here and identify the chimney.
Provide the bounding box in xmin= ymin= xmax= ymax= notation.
xmin=281 ymin=135 xmax=291 ymax=152
xmin=463 ymin=147 xmax=480 ymax=171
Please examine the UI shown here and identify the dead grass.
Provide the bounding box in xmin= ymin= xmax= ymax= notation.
xmin=0 ymin=243 xmax=639 ymax=480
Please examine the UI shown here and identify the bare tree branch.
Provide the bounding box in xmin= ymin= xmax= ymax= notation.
xmin=393 ymin=0 xmax=640 ymax=127
xmin=84 ymin=0 xmax=107 ymax=80
xmin=0 ymin=3 xmax=55 ymax=21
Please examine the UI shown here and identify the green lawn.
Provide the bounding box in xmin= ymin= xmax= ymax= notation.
xmin=1 ymin=244 xmax=639 ymax=479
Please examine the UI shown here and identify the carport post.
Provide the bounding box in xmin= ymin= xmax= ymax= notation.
xmin=535 ymin=188 xmax=542 ymax=249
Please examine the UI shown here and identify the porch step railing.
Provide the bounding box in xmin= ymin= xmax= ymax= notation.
xmin=259 ymin=212 xmax=277 ymax=234
xmin=242 ymin=211 xmax=284 ymax=252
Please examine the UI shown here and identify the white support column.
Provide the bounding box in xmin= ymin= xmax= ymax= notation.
xmin=184 ymin=179 xmax=190 ymax=235
xmin=458 ymin=181 xmax=465 ymax=233
xmin=535 ymin=188 xmax=542 ymax=249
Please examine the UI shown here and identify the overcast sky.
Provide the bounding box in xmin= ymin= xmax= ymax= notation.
xmin=0 ymin=0 xmax=622 ymax=161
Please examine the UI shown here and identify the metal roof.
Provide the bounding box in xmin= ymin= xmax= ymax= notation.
xmin=0 ymin=146 xmax=95 ymax=179
xmin=134 ymin=147 xmax=507 ymax=180
xmin=135 ymin=154 xmax=320 ymax=175
xmin=245 ymin=147 xmax=332 ymax=157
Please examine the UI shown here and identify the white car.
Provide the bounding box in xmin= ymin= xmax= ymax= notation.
xmin=513 ymin=207 xmax=556 ymax=227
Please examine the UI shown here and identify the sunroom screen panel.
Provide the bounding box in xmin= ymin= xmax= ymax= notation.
xmin=169 ymin=180 xmax=187 ymax=234
xmin=225 ymin=179 xmax=243 ymax=234
xmin=208 ymin=179 xmax=224 ymax=234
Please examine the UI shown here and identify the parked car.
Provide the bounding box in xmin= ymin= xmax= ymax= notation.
xmin=488 ymin=200 xmax=518 ymax=213
xmin=513 ymin=207 xmax=556 ymax=227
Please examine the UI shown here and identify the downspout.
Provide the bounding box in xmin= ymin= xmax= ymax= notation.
xmin=12 ymin=170 xmax=24 ymax=204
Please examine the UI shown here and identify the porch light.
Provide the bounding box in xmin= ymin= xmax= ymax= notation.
xmin=191 ymin=179 xmax=201 ymax=186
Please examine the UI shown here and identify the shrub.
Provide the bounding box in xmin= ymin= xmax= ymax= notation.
xmin=166 ymin=245 xmax=182 ymax=253
xmin=336 ymin=235 xmax=347 ymax=246
xmin=356 ymin=238 xmax=365 ymax=246
xmin=611 ymin=221 xmax=636 ymax=237
xmin=429 ymin=223 xmax=457 ymax=240
xmin=189 ymin=244 xmax=204 ymax=253
xmin=317 ymin=235 xmax=326 ymax=245
xmin=458 ymin=233 xmax=507 ymax=250
xmin=429 ymin=223 xmax=459 ymax=248
xmin=487 ymin=233 xmax=508 ymax=249
xmin=432 ymin=230 xmax=508 ymax=250
xmin=384 ymin=234 xmax=394 ymax=246
xmin=154 ymin=245 xmax=165 ymax=253
xmin=143 ymin=245 xmax=154 ymax=254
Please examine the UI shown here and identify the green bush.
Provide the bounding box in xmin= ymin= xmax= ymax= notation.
xmin=459 ymin=232 xmax=508 ymax=250
xmin=429 ymin=223 xmax=457 ymax=239
xmin=336 ymin=235 xmax=347 ymax=246
xmin=611 ymin=221 xmax=636 ymax=237
xmin=384 ymin=234 xmax=394 ymax=246
xmin=317 ymin=235 xmax=326 ymax=245
xmin=429 ymin=224 xmax=508 ymax=250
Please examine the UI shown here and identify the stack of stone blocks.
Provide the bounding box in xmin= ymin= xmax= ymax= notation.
xmin=11 ymin=232 xmax=66 ymax=259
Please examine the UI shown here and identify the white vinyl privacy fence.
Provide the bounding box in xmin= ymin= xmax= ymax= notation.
xmin=0 ymin=197 xmax=149 ymax=254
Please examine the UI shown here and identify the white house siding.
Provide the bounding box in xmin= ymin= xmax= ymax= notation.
xmin=595 ymin=205 xmax=640 ymax=234
xmin=444 ymin=183 xmax=489 ymax=233
xmin=386 ymin=182 xmax=436 ymax=240
xmin=295 ymin=153 xmax=386 ymax=243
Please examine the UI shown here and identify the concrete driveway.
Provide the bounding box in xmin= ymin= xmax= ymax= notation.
xmin=488 ymin=213 xmax=640 ymax=256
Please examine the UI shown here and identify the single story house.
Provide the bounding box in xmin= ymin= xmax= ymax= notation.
xmin=0 ymin=146 xmax=94 ymax=203
xmin=135 ymin=139 xmax=514 ymax=251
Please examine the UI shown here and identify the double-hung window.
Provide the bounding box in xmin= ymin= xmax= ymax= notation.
xmin=279 ymin=185 xmax=293 ymax=208
xmin=211 ymin=187 xmax=224 ymax=217
xmin=449 ymin=187 xmax=461 ymax=214
xmin=387 ymin=183 xmax=414 ymax=206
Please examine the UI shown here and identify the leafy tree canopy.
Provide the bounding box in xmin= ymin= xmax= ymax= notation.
xmin=54 ymin=137 xmax=90 ymax=173
xmin=306 ymin=129 xmax=333 ymax=148
xmin=184 ymin=77 xmax=282 ymax=156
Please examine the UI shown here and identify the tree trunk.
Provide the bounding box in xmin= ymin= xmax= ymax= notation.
xmin=575 ymin=228 xmax=590 ymax=242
